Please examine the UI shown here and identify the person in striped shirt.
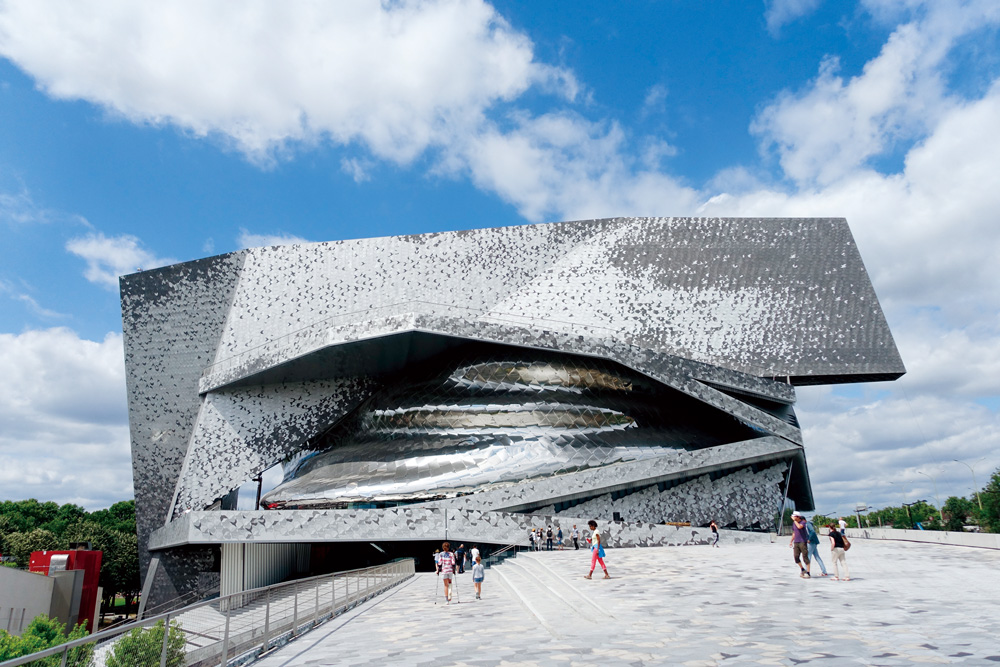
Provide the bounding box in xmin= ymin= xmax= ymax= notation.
xmin=436 ymin=541 xmax=458 ymax=603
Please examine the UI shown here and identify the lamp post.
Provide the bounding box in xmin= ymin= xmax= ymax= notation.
xmin=953 ymin=459 xmax=984 ymax=511
xmin=889 ymin=481 xmax=909 ymax=528
xmin=917 ymin=471 xmax=944 ymax=522
xmin=902 ymin=499 xmax=927 ymax=530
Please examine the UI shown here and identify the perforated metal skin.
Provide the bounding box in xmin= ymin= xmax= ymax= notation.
xmin=121 ymin=217 xmax=904 ymax=609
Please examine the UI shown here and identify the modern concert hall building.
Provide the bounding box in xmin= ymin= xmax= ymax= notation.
xmin=121 ymin=217 xmax=904 ymax=608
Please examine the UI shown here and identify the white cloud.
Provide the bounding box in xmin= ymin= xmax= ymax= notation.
xmin=0 ymin=0 xmax=575 ymax=164
xmin=453 ymin=111 xmax=700 ymax=222
xmin=753 ymin=0 xmax=1000 ymax=187
xmin=340 ymin=157 xmax=374 ymax=183
xmin=0 ymin=186 xmax=47 ymax=225
xmin=797 ymin=386 xmax=1000 ymax=514
xmin=699 ymin=86 xmax=1000 ymax=510
xmin=0 ymin=280 xmax=68 ymax=319
xmin=640 ymin=83 xmax=668 ymax=117
xmin=0 ymin=328 xmax=132 ymax=509
xmin=705 ymin=82 xmax=1000 ymax=323
xmin=1 ymin=0 xmax=997 ymax=517
xmin=236 ymin=228 xmax=311 ymax=249
xmin=66 ymin=232 xmax=177 ymax=288
xmin=13 ymin=293 xmax=67 ymax=319
xmin=764 ymin=0 xmax=821 ymax=37
xmin=695 ymin=3 xmax=1000 ymax=512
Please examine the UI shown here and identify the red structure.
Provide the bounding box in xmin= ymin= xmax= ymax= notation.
xmin=29 ymin=550 xmax=103 ymax=633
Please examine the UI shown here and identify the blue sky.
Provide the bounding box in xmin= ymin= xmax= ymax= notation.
xmin=1 ymin=0 xmax=998 ymax=518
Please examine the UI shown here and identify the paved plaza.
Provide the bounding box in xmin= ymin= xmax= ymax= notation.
xmin=253 ymin=538 xmax=1000 ymax=666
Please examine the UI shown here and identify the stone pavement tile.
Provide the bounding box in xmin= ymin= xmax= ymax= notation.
xmin=252 ymin=540 xmax=1000 ymax=666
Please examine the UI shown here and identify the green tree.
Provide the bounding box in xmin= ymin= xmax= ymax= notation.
xmin=101 ymin=530 xmax=141 ymax=611
xmin=0 ymin=615 xmax=93 ymax=667
xmin=978 ymin=467 xmax=1000 ymax=533
xmin=0 ymin=498 xmax=140 ymax=614
xmin=105 ymin=620 xmax=185 ymax=667
xmin=0 ymin=500 xmax=61 ymax=534
xmin=942 ymin=496 xmax=975 ymax=532
xmin=40 ymin=504 xmax=88 ymax=537
xmin=88 ymin=501 xmax=137 ymax=536
xmin=5 ymin=528 xmax=60 ymax=567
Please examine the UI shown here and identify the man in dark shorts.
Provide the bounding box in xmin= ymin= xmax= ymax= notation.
xmin=789 ymin=511 xmax=811 ymax=578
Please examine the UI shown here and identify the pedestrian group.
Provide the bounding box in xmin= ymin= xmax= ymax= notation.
xmin=789 ymin=511 xmax=851 ymax=581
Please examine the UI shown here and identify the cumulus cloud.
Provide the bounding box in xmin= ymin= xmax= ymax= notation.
xmin=687 ymin=1 xmax=1000 ymax=512
xmin=1 ymin=0 xmax=998 ymax=514
xmin=753 ymin=0 xmax=1000 ymax=186
xmin=0 ymin=328 xmax=132 ymax=508
xmin=764 ymin=0 xmax=821 ymax=37
xmin=453 ymin=112 xmax=699 ymax=222
xmin=66 ymin=232 xmax=177 ymax=288
xmin=0 ymin=0 xmax=575 ymax=164
xmin=236 ymin=228 xmax=312 ymax=249
xmin=797 ymin=385 xmax=1000 ymax=514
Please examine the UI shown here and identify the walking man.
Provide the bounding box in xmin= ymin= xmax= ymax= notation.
xmin=806 ymin=518 xmax=828 ymax=576
xmin=572 ymin=525 xmax=580 ymax=550
xmin=789 ymin=511 xmax=811 ymax=578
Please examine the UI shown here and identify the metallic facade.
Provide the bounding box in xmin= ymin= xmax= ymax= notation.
xmin=121 ymin=217 xmax=904 ymax=608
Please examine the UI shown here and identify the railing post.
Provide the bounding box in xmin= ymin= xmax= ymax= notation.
xmin=292 ymin=586 xmax=299 ymax=636
xmin=220 ymin=603 xmax=232 ymax=667
xmin=314 ymin=579 xmax=320 ymax=626
xmin=159 ymin=612 xmax=172 ymax=667
xmin=59 ymin=646 xmax=68 ymax=667
xmin=331 ymin=573 xmax=336 ymax=615
xmin=261 ymin=587 xmax=271 ymax=654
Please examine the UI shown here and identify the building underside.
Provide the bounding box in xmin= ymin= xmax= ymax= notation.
xmin=121 ymin=217 xmax=904 ymax=610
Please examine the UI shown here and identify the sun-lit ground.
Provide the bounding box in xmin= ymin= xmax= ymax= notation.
xmin=252 ymin=538 xmax=1000 ymax=666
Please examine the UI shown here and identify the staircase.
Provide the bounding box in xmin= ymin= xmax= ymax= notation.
xmin=491 ymin=550 xmax=610 ymax=638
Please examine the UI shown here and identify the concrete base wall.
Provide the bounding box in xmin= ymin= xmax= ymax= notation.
xmin=0 ymin=567 xmax=55 ymax=635
xmin=847 ymin=527 xmax=1000 ymax=549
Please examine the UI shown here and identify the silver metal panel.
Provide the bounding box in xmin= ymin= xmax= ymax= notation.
xmin=150 ymin=507 xmax=773 ymax=550
xmin=121 ymin=217 xmax=904 ymax=610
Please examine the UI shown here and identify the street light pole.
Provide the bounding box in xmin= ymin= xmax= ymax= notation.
xmin=890 ymin=481 xmax=911 ymax=528
xmin=953 ymin=459 xmax=984 ymax=511
xmin=917 ymin=471 xmax=944 ymax=522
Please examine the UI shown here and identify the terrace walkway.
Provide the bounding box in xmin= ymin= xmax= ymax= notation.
xmin=251 ymin=539 xmax=1000 ymax=666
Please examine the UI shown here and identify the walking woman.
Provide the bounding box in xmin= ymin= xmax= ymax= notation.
xmin=827 ymin=524 xmax=851 ymax=581
xmin=437 ymin=541 xmax=458 ymax=602
xmin=584 ymin=519 xmax=610 ymax=579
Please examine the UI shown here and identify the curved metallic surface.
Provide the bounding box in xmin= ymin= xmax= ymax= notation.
xmin=262 ymin=353 xmax=760 ymax=508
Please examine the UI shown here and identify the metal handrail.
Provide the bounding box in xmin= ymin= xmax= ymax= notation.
xmin=483 ymin=542 xmax=525 ymax=569
xmin=0 ymin=558 xmax=415 ymax=667
xmin=201 ymin=299 xmax=622 ymax=379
